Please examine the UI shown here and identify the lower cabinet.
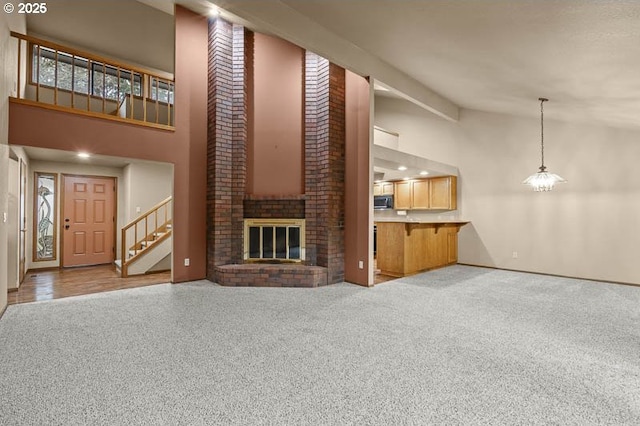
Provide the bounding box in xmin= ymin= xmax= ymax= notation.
xmin=376 ymin=221 xmax=467 ymax=277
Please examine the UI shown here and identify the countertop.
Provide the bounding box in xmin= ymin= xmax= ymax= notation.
xmin=374 ymin=219 xmax=470 ymax=224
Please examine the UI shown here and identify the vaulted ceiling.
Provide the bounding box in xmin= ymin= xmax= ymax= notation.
xmin=27 ymin=0 xmax=640 ymax=129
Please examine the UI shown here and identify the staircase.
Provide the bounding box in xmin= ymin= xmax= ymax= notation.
xmin=117 ymin=196 xmax=172 ymax=277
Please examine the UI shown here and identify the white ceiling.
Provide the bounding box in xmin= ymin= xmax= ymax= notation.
xmin=25 ymin=0 xmax=640 ymax=129
xmin=213 ymin=0 xmax=640 ymax=129
xmin=26 ymin=0 xmax=175 ymax=73
xmin=19 ymin=146 xmax=169 ymax=169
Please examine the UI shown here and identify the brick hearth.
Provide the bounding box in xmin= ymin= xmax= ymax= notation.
xmin=215 ymin=264 xmax=328 ymax=287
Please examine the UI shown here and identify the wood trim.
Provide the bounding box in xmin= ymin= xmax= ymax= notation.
xmin=10 ymin=97 xmax=175 ymax=131
xmin=11 ymin=31 xmax=174 ymax=81
xmin=125 ymin=228 xmax=172 ymax=266
xmin=17 ymin=37 xmax=21 ymax=99
xmin=26 ymin=82 xmax=167 ymax=107
xmin=456 ymin=264 xmax=640 ymax=288
xmin=122 ymin=196 xmax=172 ymax=232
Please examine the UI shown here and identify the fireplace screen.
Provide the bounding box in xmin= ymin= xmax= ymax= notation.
xmin=244 ymin=219 xmax=305 ymax=262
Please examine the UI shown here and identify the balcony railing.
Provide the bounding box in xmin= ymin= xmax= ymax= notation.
xmin=10 ymin=32 xmax=175 ymax=130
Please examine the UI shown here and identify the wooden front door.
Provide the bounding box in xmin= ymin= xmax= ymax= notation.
xmin=62 ymin=175 xmax=116 ymax=267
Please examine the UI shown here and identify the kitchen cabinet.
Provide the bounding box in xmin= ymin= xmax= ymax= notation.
xmin=429 ymin=176 xmax=457 ymax=210
xmin=393 ymin=176 xmax=457 ymax=210
xmin=373 ymin=182 xmax=394 ymax=196
xmin=393 ymin=181 xmax=412 ymax=209
xmin=375 ymin=221 xmax=469 ymax=277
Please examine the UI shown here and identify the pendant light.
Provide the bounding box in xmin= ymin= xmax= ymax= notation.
xmin=522 ymin=97 xmax=566 ymax=191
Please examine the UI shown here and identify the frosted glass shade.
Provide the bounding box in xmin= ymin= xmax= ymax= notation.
xmin=522 ymin=169 xmax=567 ymax=192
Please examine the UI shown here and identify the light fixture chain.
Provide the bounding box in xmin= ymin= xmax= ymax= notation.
xmin=540 ymin=98 xmax=545 ymax=169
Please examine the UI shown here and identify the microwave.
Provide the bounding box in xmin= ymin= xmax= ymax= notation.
xmin=374 ymin=195 xmax=394 ymax=210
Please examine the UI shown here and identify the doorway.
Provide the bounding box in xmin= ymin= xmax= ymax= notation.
xmin=61 ymin=175 xmax=116 ymax=267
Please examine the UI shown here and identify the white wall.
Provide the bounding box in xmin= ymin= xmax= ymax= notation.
xmin=123 ymin=162 xmax=173 ymax=224
xmin=7 ymin=158 xmax=18 ymax=289
xmin=374 ymin=96 xmax=463 ymax=223
xmin=1 ymin=12 xmax=26 ymax=314
xmin=375 ymin=96 xmax=640 ymax=285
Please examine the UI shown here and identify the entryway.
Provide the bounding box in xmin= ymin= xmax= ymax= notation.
xmin=7 ymin=264 xmax=170 ymax=305
xmin=61 ymin=174 xmax=116 ymax=267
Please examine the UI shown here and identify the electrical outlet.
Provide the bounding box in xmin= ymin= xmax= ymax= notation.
xmin=512 ymin=251 xmax=518 ymax=259
xmin=358 ymin=260 xmax=364 ymax=269
xmin=184 ymin=258 xmax=190 ymax=266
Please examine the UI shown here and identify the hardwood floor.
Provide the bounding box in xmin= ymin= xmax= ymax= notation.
xmin=374 ymin=258 xmax=397 ymax=285
xmin=8 ymin=264 xmax=171 ymax=305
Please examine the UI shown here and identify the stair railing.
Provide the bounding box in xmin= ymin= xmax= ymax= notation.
xmin=121 ymin=196 xmax=172 ymax=277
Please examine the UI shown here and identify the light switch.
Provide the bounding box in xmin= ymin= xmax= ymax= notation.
xmin=2 ymin=212 xmax=6 ymax=223
xmin=136 ymin=206 xmax=141 ymax=214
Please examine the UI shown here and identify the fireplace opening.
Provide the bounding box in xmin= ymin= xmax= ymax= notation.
xmin=244 ymin=219 xmax=305 ymax=262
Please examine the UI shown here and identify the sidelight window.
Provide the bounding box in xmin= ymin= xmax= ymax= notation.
xmin=33 ymin=172 xmax=57 ymax=262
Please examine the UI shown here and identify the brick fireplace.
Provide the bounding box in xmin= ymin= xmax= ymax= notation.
xmin=206 ymin=18 xmax=347 ymax=287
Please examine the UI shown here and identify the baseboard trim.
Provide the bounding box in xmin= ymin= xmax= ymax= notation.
xmin=457 ymin=263 xmax=640 ymax=288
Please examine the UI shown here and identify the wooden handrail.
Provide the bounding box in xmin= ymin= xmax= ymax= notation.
xmin=10 ymin=31 xmax=175 ymax=128
xmin=10 ymin=31 xmax=173 ymax=81
xmin=122 ymin=196 xmax=172 ymax=233
xmin=121 ymin=196 xmax=172 ymax=277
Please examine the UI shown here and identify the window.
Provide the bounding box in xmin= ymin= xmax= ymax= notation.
xmin=150 ymin=77 xmax=174 ymax=104
xmin=244 ymin=219 xmax=305 ymax=262
xmin=33 ymin=172 xmax=57 ymax=262
xmin=31 ymin=45 xmax=142 ymax=101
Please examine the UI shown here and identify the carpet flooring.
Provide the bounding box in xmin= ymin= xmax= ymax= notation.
xmin=0 ymin=265 xmax=639 ymax=425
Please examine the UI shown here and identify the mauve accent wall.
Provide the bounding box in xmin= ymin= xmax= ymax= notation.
xmin=345 ymin=71 xmax=372 ymax=286
xmin=8 ymin=6 xmax=208 ymax=283
xmin=249 ymin=33 xmax=304 ymax=196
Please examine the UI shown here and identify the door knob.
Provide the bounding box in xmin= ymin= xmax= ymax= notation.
xmin=65 ymin=225 xmax=70 ymax=230
xmin=65 ymin=218 xmax=70 ymax=222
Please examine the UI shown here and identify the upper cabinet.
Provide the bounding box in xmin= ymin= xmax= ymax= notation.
xmin=393 ymin=176 xmax=457 ymax=210
xmin=394 ymin=181 xmax=412 ymax=209
xmin=429 ymin=176 xmax=457 ymax=210
xmin=373 ymin=182 xmax=394 ymax=196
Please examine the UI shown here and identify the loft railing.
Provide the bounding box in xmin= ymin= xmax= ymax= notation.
xmin=10 ymin=32 xmax=175 ymax=129
xmin=121 ymin=196 xmax=173 ymax=277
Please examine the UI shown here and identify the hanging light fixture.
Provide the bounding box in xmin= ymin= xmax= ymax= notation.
xmin=522 ymin=97 xmax=566 ymax=191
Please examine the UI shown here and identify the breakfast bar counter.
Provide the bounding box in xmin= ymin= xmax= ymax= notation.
xmin=375 ymin=221 xmax=469 ymax=277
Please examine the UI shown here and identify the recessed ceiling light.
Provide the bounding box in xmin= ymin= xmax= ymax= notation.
xmin=398 ymin=166 xmax=407 ymax=171
xmin=419 ymin=171 xmax=429 ymax=176
xmin=77 ymin=152 xmax=90 ymax=159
